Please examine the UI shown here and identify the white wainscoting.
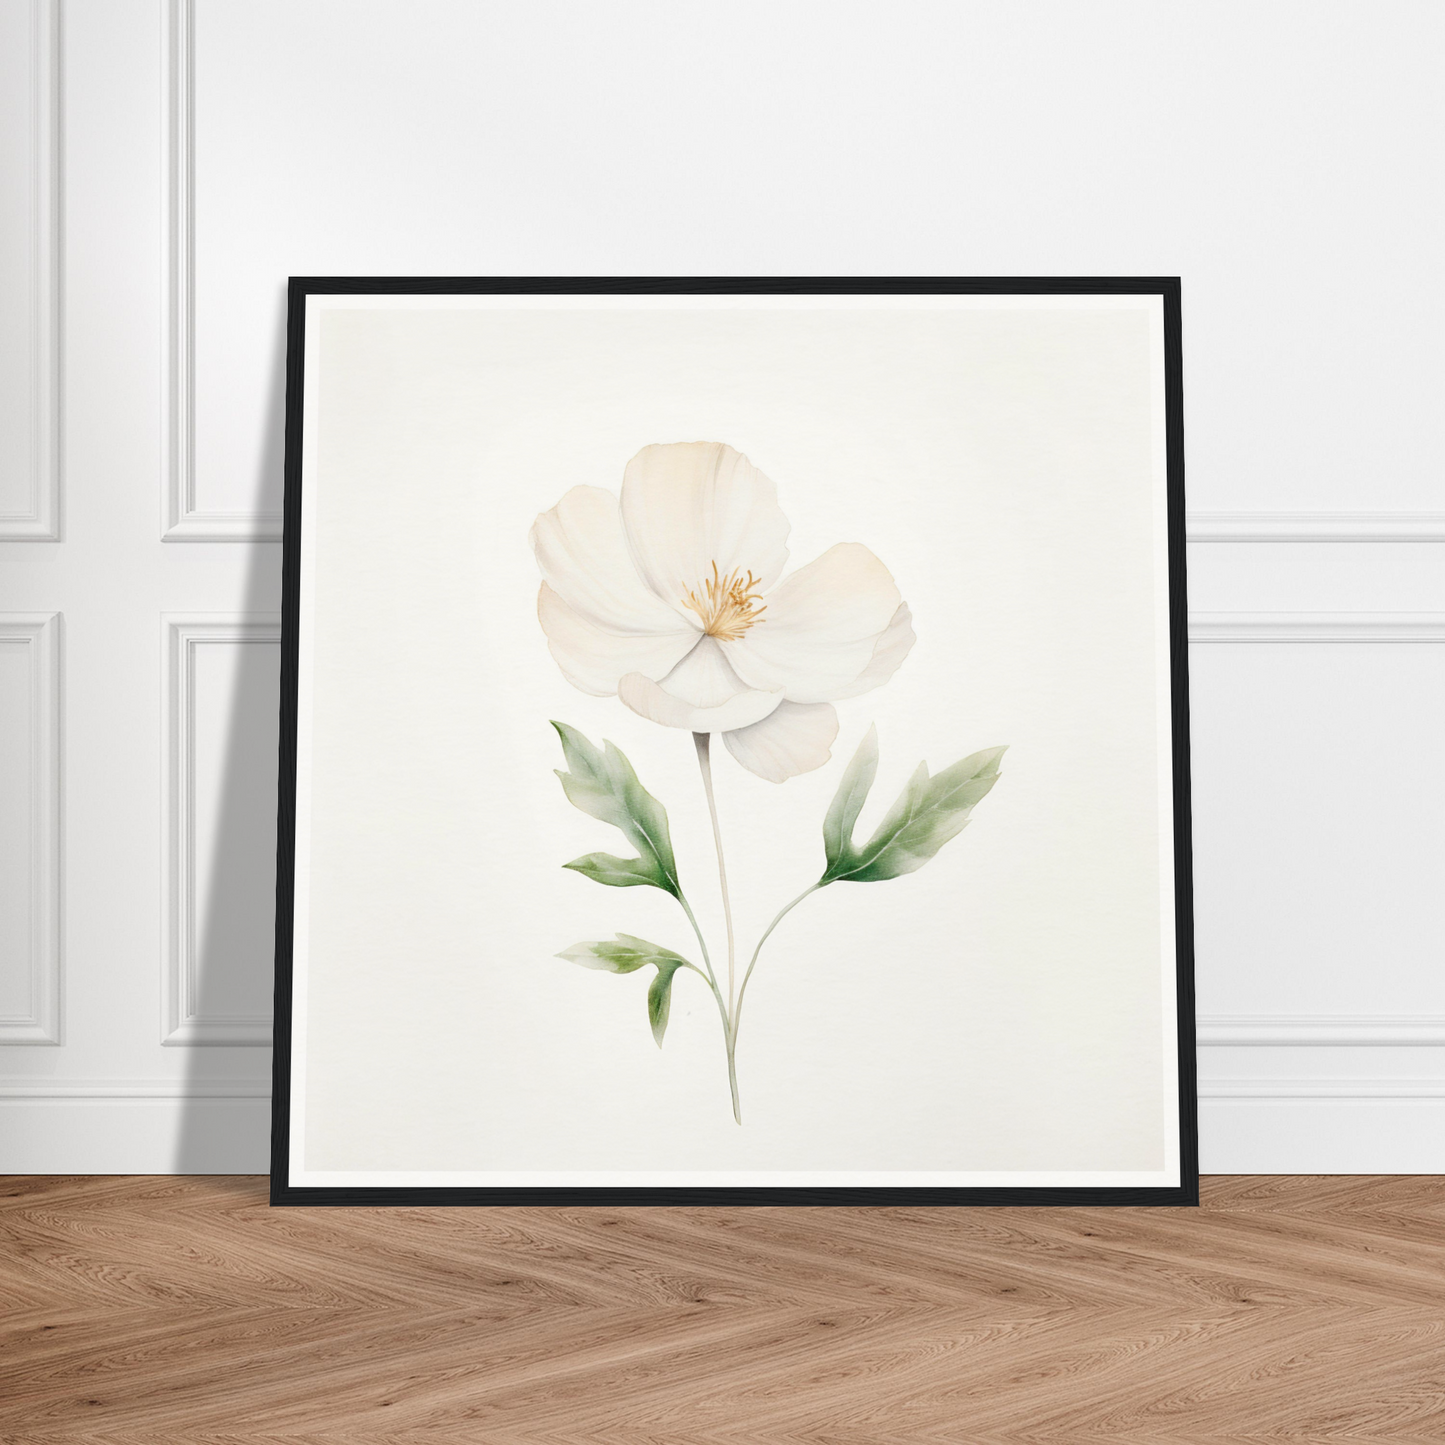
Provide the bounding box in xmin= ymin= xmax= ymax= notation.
xmin=0 ymin=613 xmax=60 ymax=1044
xmin=0 ymin=0 xmax=59 ymax=540
xmin=160 ymin=615 xmax=280 ymax=1045
xmin=4 ymin=1 xmax=1444 ymax=1174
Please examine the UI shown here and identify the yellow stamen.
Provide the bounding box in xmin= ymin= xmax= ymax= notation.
xmin=682 ymin=562 xmax=767 ymax=641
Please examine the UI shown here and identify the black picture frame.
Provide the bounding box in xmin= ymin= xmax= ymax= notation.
xmin=270 ymin=277 xmax=1197 ymax=1207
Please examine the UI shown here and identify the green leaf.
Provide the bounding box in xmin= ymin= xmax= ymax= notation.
xmin=646 ymin=960 xmax=686 ymax=1047
xmin=552 ymin=721 xmax=680 ymax=897
xmin=820 ymin=735 xmax=1007 ymax=884
xmin=557 ymin=934 xmax=693 ymax=1046
xmin=822 ymin=724 xmax=879 ymax=876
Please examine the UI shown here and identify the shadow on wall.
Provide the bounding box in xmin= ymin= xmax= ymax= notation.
xmin=174 ymin=299 xmax=287 ymax=1174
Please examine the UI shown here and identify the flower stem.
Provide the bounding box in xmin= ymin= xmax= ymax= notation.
xmin=693 ymin=732 xmax=737 ymax=1019
xmin=694 ymin=731 xmax=742 ymax=1124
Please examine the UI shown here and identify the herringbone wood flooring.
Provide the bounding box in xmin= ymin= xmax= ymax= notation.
xmin=2 ymin=1176 xmax=1443 ymax=1443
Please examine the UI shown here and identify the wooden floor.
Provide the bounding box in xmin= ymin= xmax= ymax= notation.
xmin=3 ymin=1178 xmax=1444 ymax=1443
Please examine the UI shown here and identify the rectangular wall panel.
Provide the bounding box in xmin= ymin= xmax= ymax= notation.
xmin=161 ymin=0 xmax=282 ymax=541
xmin=1189 ymin=613 xmax=1445 ymax=1168
xmin=0 ymin=0 xmax=59 ymax=539
xmin=1190 ymin=617 xmax=1445 ymax=1024
xmin=162 ymin=616 xmax=280 ymax=1043
xmin=0 ymin=613 xmax=60 ymax=1042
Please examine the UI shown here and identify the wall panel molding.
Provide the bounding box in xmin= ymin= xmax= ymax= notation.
xmin=1199 ymin=1016 xmax=1445 ymax=1047
xmin=0 ymin=1077 xmax=267 ymax=1098
xmin=1189 ymin=612 xmax=1445 ymax=644
xmin=161 ymin=0 xmax=281 ymax=542
xmin=1187 ymin=513 xmax=1445 ymax=543
xmin=0 ymin=614 xmax=61 ymax=1043
xmin=8 ymin=1079 xmax=1443 ymax=1101
xmin=162 ymin=614 xmax=279 ymax=1045
xmin=1 ymin=0 xmax=60 ymax=541
xmin=9 ymin=1079 xmax=1441 ymax=1100
xmin=149 ymin=0 xmax=1431 ymax=557
xmin=1201 ymin=1078 xmax=1445 ymax=1099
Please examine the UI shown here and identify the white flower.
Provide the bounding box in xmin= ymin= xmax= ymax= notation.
xmin=530 ymin=442 xmax=915 ymax=782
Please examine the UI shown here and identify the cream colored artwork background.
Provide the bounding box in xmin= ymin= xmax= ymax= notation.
xmin=293 ymin=298 xmax=1174 ymax=1181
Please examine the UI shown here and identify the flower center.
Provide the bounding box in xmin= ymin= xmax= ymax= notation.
xmin=682 ymin=562 xmax=767 ymax=641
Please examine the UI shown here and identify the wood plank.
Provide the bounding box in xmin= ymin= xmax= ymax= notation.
xmin=3 ymin=1177 xmax=1444 ymax=1442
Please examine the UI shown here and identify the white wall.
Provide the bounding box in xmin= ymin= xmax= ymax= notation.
xmin=2 ymin=0 xmax=1442 ymax=1173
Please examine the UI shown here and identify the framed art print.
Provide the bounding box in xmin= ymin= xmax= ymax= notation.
xmin=270 ymin=278 xmax=1196 ymax=1205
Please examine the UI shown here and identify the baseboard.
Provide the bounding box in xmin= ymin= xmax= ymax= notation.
xmin=0 ymin=1098 xmax=270 ymax=1173
xmin=5 ymin=1097 xmax=1442 ymax=1176
xmin=1199 ymin=1098 xmax=1445 ymax=1173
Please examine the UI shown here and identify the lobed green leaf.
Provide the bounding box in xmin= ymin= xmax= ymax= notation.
xmin=552 ymin=721 xmax=680 ymax=897
xmin=820 ymin=732 xmax=1007 ymax=885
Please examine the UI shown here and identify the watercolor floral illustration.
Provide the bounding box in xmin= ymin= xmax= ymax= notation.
xmin=532 ymin=442 xmax=1005 ymax=1122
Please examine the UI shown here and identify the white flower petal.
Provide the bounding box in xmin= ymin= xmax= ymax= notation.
xmin=723 ymin=543 xmax=902 ymax=704
xmin=620 ymin=443 xmax=791 ymax=608
xmin=649 ymin=636 xmax=749 ymax=709
xmin=723 ymin=702 xmax=839 ymax=783
xmin=531 ymin=485 xmax=696 ymax=635
xmin=618 ymin=664 xmax=784 ymax=733
xmin=828 ymin=602 xmax=917 ymax=700
xmin=537 ymin=585 xmax=699 ymax=696
xmin=617 ymin=638 xmax=783 ymax=731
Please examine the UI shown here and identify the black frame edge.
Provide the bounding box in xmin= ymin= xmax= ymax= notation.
xmin=269 ymin=280 xmax=309 ymax=1205
xmin=1162 ymin=279 xmax=1201 ymax=1207
xmin=269 ymin=276 xmax=1197 ymax=1208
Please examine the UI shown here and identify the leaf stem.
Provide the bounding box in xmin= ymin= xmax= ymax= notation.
xmin=693 ymin=733 xmax=738 ymax=1020
xmin=677 ymin=894 xmax=730 ymax=1028
xmin=676 ymin=894 xmax=716 ymax=989
xmin=733 ymin=882 xmax=823 ymax=1035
